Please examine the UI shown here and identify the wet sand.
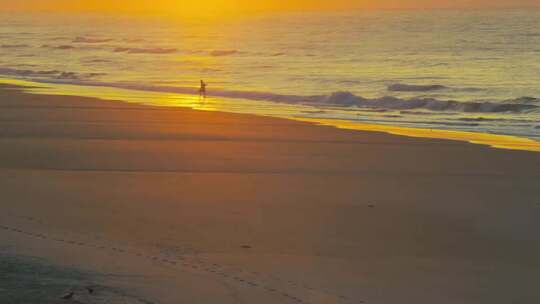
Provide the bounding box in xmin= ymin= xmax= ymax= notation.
xmin=1 ymin=83 xmax=540 ymax=304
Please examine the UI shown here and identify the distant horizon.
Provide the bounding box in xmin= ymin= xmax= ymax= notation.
xmin=2 ymin=7 xmax=540 ymax=20
xmin=2 ymin=0 xmax=540 ymax=17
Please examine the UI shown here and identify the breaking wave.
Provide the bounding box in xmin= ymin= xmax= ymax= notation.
xmin=399 ymin=110 xmax=454 ymax=116
xmin=41 ymin=44 xmax=76 ymax=50
xmin=388 ymin=83 xmax=448 ymax=92
xmin=0 ymin=67 xmax=105 ymax=80
xmin=28 ymin=77 xmax=540 ymax=113
xmin=73 ymin=37 xmax=113 ymax=43
xmin=321 ymin=92 xmax=538 ymax=113
xmin=388 ymin=83 xmax=485 ymax=93
xmin=210 ymin=50 xmax=238 ymax=56
xmin=113 ymin=47 xmax=177 ymax=54
xmin=506 ymin=96 xmax=540 ymax=104
xmin=1 ymin=44 xmax=29 ymax=48
xmin=82 ymin=58 xmax=113 ymax=64
xmin=123 ymin=38 xmax=145 ymax=43
xmin=457 ymin=117 xmax=538 ymax=123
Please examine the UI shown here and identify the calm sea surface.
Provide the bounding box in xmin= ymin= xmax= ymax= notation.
xmin=1 ymin=10 xmax=539 ymax=140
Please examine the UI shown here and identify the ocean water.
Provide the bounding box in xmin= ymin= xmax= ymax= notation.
xmin=1 ymin=10 xmax=539 ymax=141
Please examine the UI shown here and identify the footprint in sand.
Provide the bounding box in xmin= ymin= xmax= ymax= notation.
xmin=2 ymin=221 xmax=355 ymax=304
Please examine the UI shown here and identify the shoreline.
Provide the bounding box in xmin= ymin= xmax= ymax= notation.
xmin=1 ymin=82 xmax=540 ymax=304
xmin=294 ymin=118 xmax=540 ymax=152
xmin=2 ymin=78 xmax=538 ymax=153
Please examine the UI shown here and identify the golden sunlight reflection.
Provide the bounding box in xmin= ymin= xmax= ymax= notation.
xmin=3 ymin=78 xmax=539 ymax=153
xmin=295 ymin=118 xmax=540 ymax=152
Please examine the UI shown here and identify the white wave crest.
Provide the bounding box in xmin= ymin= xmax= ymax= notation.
xmin=0 ymin=67 xmax=105 ymax=80
xmin=113 ymin=47 xmax=177 ymax=54
xmin=1 ymin=73 xmax=537 ymax=114
xmin=73 ymin=37 xmax=113 ymax=43
xmin=388 ymin=83 xmax=448 ymax=92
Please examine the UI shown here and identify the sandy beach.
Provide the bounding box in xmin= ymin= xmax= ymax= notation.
xmin=1 ymin=83 xmax=540 ymax=304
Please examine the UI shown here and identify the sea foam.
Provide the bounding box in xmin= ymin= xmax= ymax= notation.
xmin=11 ymin=76 xmax=536 ymax=114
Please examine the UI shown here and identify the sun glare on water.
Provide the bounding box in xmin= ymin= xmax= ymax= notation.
xmin=45 ymin=0 xmax=278 ymax=18
xmin=152 ymin=0 xmax=250 ymax=18
xmin=2 ymin=0 xmax=373 ymax=18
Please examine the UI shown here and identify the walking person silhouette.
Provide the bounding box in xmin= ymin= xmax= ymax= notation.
xmin=199 ymin=80 xmax=207 ymax=98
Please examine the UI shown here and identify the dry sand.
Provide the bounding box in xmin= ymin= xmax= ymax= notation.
xmin=1 ymin=83 xmax=540 ymax=304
